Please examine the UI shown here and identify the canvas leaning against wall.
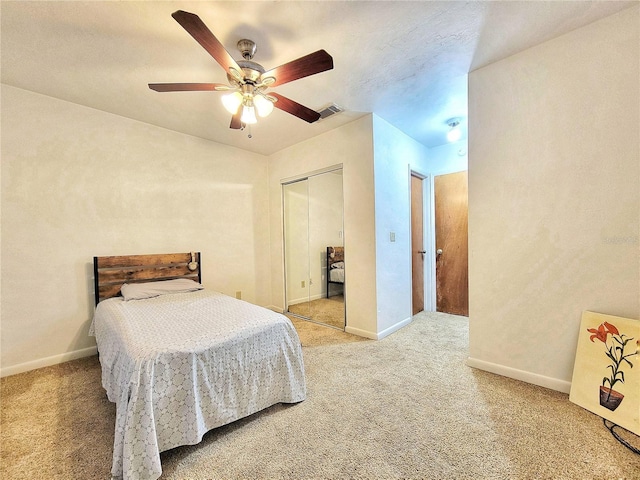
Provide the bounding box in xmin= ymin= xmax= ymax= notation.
xmin=570 ymin=311 xmax=639 ymax=436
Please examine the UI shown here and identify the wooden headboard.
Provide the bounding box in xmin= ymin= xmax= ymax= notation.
xmin=93 ymin=252 xmax=201 ymax=305
xmin=327 ymin=246 xmax=344 ymax=266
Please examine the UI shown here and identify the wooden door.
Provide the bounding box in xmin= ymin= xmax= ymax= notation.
xmin=434 ymin=171 xmax=468 ymax=316
xmin=411 ymin=174 xmax=425 ymax=315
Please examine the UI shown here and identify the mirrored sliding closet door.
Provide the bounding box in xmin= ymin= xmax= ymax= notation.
xmin=283 ymin=168 xmax=345 ymax=329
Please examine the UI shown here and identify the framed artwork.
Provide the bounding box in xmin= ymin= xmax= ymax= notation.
xmin=570 ymin=311 xmax=639 ymax=435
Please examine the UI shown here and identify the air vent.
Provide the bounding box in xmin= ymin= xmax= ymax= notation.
xmin=317 ymin=103 xmax=344 ymax=120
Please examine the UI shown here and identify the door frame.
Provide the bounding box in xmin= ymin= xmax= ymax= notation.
xmin=409 ymin=168 xmax=434 ymax=313
xmin=411 ymin=167 xmax=468 ymax=314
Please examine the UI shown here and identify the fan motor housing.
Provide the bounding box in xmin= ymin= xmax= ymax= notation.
xmin=237 ymin=39 xmax=257 ymax=60
xmin=230 ymin=60 xmax=265 ymax=85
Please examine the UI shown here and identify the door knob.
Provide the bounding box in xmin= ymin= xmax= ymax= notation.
xmin=436 ymin=249 xmax=443 ymax=255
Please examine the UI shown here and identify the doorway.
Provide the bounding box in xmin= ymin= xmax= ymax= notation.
xmin=434 ymin=170 xmax=469 ymax=316
xmin=411 ymin=173 xmax=426 ymax=315
xmin=410 ymin=171 xmax=434 ymax=315
xmin=283 ymin=168 xmax=345 ymax=329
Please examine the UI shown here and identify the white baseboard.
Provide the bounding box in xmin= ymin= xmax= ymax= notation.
xmin=345 ymin=316 xmax=412 ymax=341
xmin=287 ymin=292 xmax=327 ymax=306
xmin=377 ymin=316 xmax=413 ymax=340
xmin=1 ymin=346 xmax=98 ymax=378
xmin=344 ymin=325 xmax=378 ymax=339
xmin=287 ymin=297 xmax=307 ymax=306
xmin=466 ymin=357 xmax=571 ymax=394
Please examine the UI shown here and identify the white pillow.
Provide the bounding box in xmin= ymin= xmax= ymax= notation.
xmin=121 ymin=278 xmax=204 ymax=301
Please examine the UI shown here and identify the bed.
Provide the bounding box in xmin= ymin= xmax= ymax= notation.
xmin=90 ymin=252 xmax=306 ymax=480
xmin=326 ymin=246 xmax=345 ymax=298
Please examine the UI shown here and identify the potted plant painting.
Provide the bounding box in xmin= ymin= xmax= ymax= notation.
xmin=587 ymin=321 xmax=635 ymax=411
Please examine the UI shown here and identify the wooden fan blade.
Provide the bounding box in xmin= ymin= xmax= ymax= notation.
xmin=230 ymin=110 xmax=242 ymax=129
xmin=263 ymin=50 xmax=333 ymax=87
xmin=270 ymin=93 xmax=321 ymax=123
xmin=148 ymin=83 xmax=228 ymax=92
xmin=171 ymin=10 xmax=242 ymax=74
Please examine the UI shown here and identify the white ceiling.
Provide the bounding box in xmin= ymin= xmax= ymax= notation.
xmin=1 ymin=1 xmax=635 ymax=156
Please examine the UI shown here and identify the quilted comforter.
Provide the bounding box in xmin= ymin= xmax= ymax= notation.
xmin=90 ymin=289 xmax=306 ymax=480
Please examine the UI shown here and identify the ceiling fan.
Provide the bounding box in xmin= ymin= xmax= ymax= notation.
xmin=149 ymin=10 xmax=334 ymax=130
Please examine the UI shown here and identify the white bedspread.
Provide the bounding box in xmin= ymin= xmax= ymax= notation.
xmin=90 ymin=290 xmax=306 ymax=480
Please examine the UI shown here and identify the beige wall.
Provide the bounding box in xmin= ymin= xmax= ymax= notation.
xmin=0 ymin=96 xmax=414 ymax=373
xmin=268 ymin=116 xmax=379 ymax=337
xmin=467 ymin=6 xmax=639 ymax=392
xmin=1 ymin=85 xmax=272 ymax=375
xmin=269 ymin=114 xmax=432 ymax=338
xmin=372 ymin=115 xmax=431 ymax=334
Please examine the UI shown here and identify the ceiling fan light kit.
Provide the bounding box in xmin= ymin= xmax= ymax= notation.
xmin=221 ymin=85 xmax=273 ymax=122
xmin=221 ymin=91 xmax=243 ymax=114
xmin=253 ymin=94 xmax=274 ymax=117
xmin=148 ymin=11 xmax=334 ymax=134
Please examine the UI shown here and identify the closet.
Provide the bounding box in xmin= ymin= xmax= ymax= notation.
xmin=283 ymin=167 xmax=345 ymax=329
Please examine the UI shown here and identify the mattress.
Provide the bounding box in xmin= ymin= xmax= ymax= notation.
xmin=90 ymin=289 xmax=306 ymax=480
xmin=329 ymin=267 xmax=344 ymax=283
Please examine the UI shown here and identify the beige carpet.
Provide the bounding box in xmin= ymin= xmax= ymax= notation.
xmin=287 ymin=295 xmax=345 ymax=329
xmin=2 ymin=311 xmax=639 ymax=479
